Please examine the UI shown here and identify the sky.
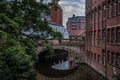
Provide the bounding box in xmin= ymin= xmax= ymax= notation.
xmin=58 ymin=0 xmax=85 ymax=27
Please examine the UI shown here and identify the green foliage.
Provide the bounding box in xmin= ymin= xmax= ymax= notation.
xmin=0 ymin=14 xmax=20 ymax=34
xmin=0 ymin=42 xmax=33 ymax=80
xmin=51 ymin=31 xmax=63 ymax=38
xmin=0 ymin=0 xmax=63 ymax=80
xmin=42 ymin=39 xmax=54 ymax=55
xmin=51 ymin=31 xmax=63 ymax=44
xmin=0 ymin=0 xmax=56 ymax=80
xmin=0 ymin=1 xmax=8 ymax=13
xmin=45 ymin=43 xmax=54 ymax=55
xmin=0 ymin=30 xmax=7 ymax=40
xmin=20 ymin=38 xmax=38 ymax=61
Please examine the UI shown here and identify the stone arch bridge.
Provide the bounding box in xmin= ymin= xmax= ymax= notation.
xmin=36 ymin=45 xmax=86 ymax=64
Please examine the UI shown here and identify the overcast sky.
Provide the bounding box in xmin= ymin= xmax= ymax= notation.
xmin=58 ymin=0 xmax=85 ymax=27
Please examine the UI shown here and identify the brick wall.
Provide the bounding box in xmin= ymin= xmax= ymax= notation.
xmin=86 ymin=0 xmax=120 ymax=80
xmin=51 ymin=5 xmax=63 ymax=26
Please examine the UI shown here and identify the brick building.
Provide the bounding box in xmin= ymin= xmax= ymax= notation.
xmin=66 ymin=14 xmax=85 ymax=40
xmin=51 ymin=2 xmax=63 ymax=26
xmin=86 ymin=0 xmax=120 ymax=80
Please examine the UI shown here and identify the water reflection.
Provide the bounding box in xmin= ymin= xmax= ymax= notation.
xmin=52 ymin=61 xmax=69 ymax=70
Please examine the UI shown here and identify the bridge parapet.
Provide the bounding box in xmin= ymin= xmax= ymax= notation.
xmin=36 ymin=45 xmax=86 ymax=65
xmin=37 ymin=45 xmax=82 ymax=54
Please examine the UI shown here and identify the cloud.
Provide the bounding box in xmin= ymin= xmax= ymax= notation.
xmin=64 ymin=6 xmax=73 ymax=13
xmin=80 ymin=0 xmax=85 ymax=3
xmin=58 ymin=0 xmax=85 ymax=26
xmin=77 ymin=4 xmax=85 ymax=9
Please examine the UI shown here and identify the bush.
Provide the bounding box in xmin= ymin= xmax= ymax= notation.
xmin=0 ymin=41 xmax=33 ymax=80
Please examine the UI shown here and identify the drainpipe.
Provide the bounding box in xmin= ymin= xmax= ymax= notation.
xmin=104 ymin=0 xmax=107 ymax=80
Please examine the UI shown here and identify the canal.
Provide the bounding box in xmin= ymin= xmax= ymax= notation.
xmin=52 ymin=60 xmax=69 ymax=70
xmin=31 ymin=63 xmax=105 ymax=80
xmin=29 ymin=49 xmax=105 ymax=80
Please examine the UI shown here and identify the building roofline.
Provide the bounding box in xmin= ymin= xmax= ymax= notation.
xmin=48 ymin=22 xmax=64 ymax=27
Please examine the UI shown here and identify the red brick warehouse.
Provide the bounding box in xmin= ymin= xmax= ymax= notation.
xmin=85 ymin=0 xmax=120 ymax=80
xmin=51 ymin=1 xmax=63 ymax=26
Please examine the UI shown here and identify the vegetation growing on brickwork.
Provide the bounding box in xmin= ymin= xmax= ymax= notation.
xmin=0 ymin=0 xmax=62 ymax=80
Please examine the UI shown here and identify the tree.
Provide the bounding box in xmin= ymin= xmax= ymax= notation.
xmin=0 ymin=39 xmax=33 ymax=80
xmin=0 ymin=0 xmax=59 ymax=80
xmin=51 ymin=31 xmax=63 ymax=44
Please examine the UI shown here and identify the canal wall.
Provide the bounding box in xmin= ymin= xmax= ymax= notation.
xmin=35 ymin=64 xmax=105 ymax=80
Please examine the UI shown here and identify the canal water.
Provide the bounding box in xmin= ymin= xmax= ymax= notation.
xmin=29 ymin=49 xmax=105 ymax=80
xmin=30 ymin=63 xmax=105 ymax=80
xmin=52 ymin=61 xmax=69 ymax=70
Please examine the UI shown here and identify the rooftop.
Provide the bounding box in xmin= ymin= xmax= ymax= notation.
xmin=68 ymin=30 xmax=85 ymax=36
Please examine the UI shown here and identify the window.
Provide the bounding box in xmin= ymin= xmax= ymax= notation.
xmin=107 ymin=51 xmax=110 ymax=63
xmin=111 ymin=28 xmax=115 ymax=43
xmin=72 ymin=23 xmax=76 ymax=25
xmin=94 ymin=11 xmax=95 ymax=25
xmin=91 ymin=53 xmax=93 ymax=59
xmin=108 ymin=2 xmax=111 ymax=18
xmin=116 ymin=53 xmax=120 ymax=67
xmin=112 ymin=3 xmax=116 ymax=16
xmin=94 ymin=31 xmax=96 ymax=46
xmin=94 ymin=54 xmax=96 ymax=61
xmin=90 ymin=31 xmax=92 ymax=45
xmin=81 ymin=23 xmax=85 ymax=29
xmin=102 ymin=50 xmax=106 ymax=65
xmin=98 ymin=30 xmax=100 ymax=46
xmin=98 ymin=55 xmax=100 ymax=63
xmin=88 ymin=32 xmax=91 ymax=45
xmin=98 ymin=8 xmax=100 ymax=21
xmin=107 ymin=29 xmax=110 ymax=43
xmin=103 ymin=4 xmax=106 ymax=20
xmin=118 ymin=0 xmax=120 ymax=14
xmin=72 ymin=19 xmax=76 ymax=23
xmin=90 ymin=13 xmax=92 ymax=28
xmin=111 ymin=52 xmax=115 ymax=65
xmin=116 ymin=27 xmax=120 ymax=44
xmin=87 ymin=51 xmax=90 ymax=58
xmin=95 ymin=11 xmax=97 ymax=24
xmin=72 ymin=25 xmax=77 ymax=30
xmin=72 ymin=22 xmax=77 ymax=30
xmin=91 ymin=31 xmax=93 ymax=45
xmin=102 ymin=29 xmax=106 ymax=40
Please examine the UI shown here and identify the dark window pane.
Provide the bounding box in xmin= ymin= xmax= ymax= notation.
xmin=107 ymin=29 xmax=110 ymax=43
xmin=111 ymin=28 xmax=115 ymax=43
xmin=117 ymin=27 xmax=120 ymax=44
xmin=102 ymin=29 xmax=106 ymax=40
xmin=107 ymin=51 xmax=110 ymax=63
xmin=118 ymin=0 xmax=120 ymax=14
xmin=116 ymin=53 xmax=120 ymax=67
xmin=111 ymin=52 xmax=115 ymax=64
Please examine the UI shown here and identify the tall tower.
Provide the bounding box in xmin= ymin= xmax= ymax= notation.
xmin=51 ymin=0 xmax=63 ymax=26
